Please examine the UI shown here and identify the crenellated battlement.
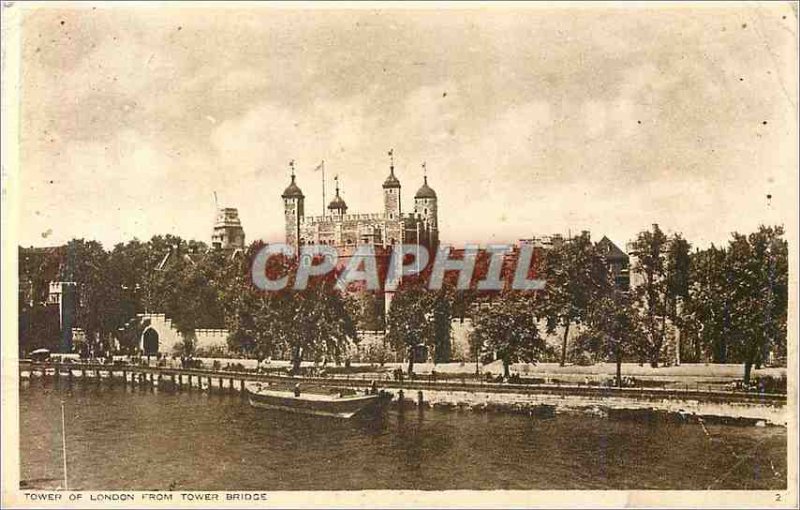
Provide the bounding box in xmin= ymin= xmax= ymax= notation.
xmin=301 ymin=212 xmax=387 ymax=224
xmin=299 ymin=212 xmax=432 ymax=226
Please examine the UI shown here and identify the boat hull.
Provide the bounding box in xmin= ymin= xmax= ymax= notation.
xmin=246 ymin=385 xmax=391 ymax=419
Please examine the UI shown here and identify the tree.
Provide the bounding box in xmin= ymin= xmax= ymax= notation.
xmin=353 ymin=291 xmax=385 ymax=331
xmin=225 ymin=243 xmax=357 ymax=373
xmin=664 ymin=234 xmax=691 ymax=364
xmin=726 ymin=226 xmax=788 ymax=384
xmin=224 ymin=242 xmax=294 ymax=361
xmin=577 ymin=289 xmax=644 ymax=387
xmin=171 ymin=247 xmax=227 ymax=336
xmin=386 ymin=277 xmax=433 ymax=375
xmin=19 ymin=304 xmax=62 ymax=355
xmin=430 ymin=288 xmax=454 ymax=363
xmin=140 ymin=235 xmax=200 ymax=317
xmin=542 ymin=232 xmax=611 ymax=366
xmin=684 ymin=245 xmax=731 ymax=363
xmin=59 ymin=239 xmax=125 ymax=356
xmin=469 ymin=292 xmax=545 ymax=378
xmin=628 ymin=224 xmax=670 ymax=367
xmin=283 ymin=264 xmax=358 ymax=373
xmin=18 ymin=246 xmax=64 ymax=355
xmin=107 ymin=239 xmax=150 ymax=325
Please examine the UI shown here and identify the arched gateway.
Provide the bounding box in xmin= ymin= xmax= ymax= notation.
xmin=142 ymin=328 xmax=159 ymax=356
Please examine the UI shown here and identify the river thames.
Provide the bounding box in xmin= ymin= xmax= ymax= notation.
xmin=19 ymin=383 xmax=786 ymax=491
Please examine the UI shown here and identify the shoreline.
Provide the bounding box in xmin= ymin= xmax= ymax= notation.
xmin=391 ymin=387 xmax=787 ymax=427
xmin=19 ymin=364 xmax=787 ymax=427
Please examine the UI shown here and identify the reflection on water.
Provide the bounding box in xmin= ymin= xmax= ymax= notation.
xmin=19 ymin=382 xmax=786 ymax=491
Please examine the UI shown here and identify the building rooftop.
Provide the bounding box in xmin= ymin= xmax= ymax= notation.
xmin=382 ymin=166 xmax=401 ymax=189
xmin=281 ymin=174 xmax=304 ymax=199
xmin=596 ymin=236 xmax=628 ymax=261
xmin=415 ymin=175 xmax=437 ymax=199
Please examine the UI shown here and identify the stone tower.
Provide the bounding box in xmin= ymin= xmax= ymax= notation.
xmin=382 ymin=150 xmax=401 ymax=220
xmin=414 ymin=166 xmax=438 ymax=248
xmin=282 ymin=162 xmax=305 ymax=249
xmin=211 ymin=207 xmax=245 ymax=250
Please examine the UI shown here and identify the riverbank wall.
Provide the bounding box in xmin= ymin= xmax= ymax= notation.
xmin=390 ymin=387 xmax=787 ymax=426
xmin=19 ymin=362 xmax=787 ymax=426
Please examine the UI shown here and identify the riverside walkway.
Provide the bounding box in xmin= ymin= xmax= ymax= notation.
xmin=18 ymin=360 xmax=786 ymax=407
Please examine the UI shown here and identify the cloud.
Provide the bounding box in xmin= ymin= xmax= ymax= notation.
xmin=16 ymin=4 xmax=798 ymax=250
xmin=21 ymin=130 xmax=216 ymax=248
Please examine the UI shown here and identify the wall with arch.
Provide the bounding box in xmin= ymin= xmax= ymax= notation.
xmin=137 ymin=313 xmax=229 ymax=356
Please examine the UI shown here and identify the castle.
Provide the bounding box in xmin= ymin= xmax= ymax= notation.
xmin=19 ymin=152 xmax=652 ymax=364
xmin=282 ymin=154 xmax=439 ymax=251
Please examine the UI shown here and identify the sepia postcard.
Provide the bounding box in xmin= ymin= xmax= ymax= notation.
xmin=1 ymin=1 xmax=798 ymax=508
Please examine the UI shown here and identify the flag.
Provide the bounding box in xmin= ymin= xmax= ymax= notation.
xmin=313 ymin=160 xmax=324 ymax=172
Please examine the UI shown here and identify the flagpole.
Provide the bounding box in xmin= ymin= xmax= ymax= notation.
xmin=61 ymin=400 xmax=68 ymax=491
xmin=321 ymin=160 xmax=326 ymax=217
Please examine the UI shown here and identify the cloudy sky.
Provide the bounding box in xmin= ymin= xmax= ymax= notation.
xmin=14 ymin=3 xmax=798 ymax=250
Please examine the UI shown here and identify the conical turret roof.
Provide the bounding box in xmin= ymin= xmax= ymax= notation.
xmin=383 ymin=166 xmax=401 ymax=189
xmin=281 ymin=174 xmax=304 ymax=199
xmin=415 ymin=176 xmax=437 ymax=199
xmin=328 ymin=193 xmax=347 ymax=211
xmin=328 ymin=177 xmax=347 ymax=211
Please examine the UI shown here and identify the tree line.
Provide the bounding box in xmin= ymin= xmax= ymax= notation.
xmin=465 ymin=225 xmax=786 ymax=385
xmin=19 ymin=224 xmax=787 ymax=384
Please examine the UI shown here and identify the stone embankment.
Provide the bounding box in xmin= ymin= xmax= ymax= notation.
xmin=19 ymin=361 xmax=786 ymax=426
xmin=393 ymin=387 xmax=786 ymax=426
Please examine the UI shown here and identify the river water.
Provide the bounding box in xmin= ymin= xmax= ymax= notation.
xmin=19 ymin=382 xmax=786 ymax=491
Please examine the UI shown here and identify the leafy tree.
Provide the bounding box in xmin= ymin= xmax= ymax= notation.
xmin=680 ymin=226 xmax=787 ymax=379
xmin=430 ymin=288 xmax=454 ymax=363
xmin=225 ymin=242 xmax=357 ymax=373
xmin=18 ymin=246 xmax=64 ymax=354
xmin=59 ymin=239 xmax=124 ymax=356
xmin=664 ymin=234 xmax=691 ymax=364
xmin=684 ymin=245 xmax=731 ymax=362
xmin=577 ymin=289 xmax=644 ymax=387
xmin=223 ymin=242 xmax=292 ymax=361
xmin=726 ymin=226 xmax=787 ymax=384
xmin=542 ymin=232 xmax=611 ymax=366
xmin=19 ymin=304 xmax=62 ymax=355
xmin=628 ymin=224 xmax=671 ymax=367
xmin=141 ymin=235 xmax=197 ymax=316
xmin=386 ymin=277 xmax=432 ymax=375
xmin=288 ymin=277 xmax=358 ymax=372
xmin=469 ymin=292 xmax=545 ymax=378
xmin=354 ymin=291 xmax=385 ymax=331
xmin=19 ymin=246 xmax=63 ymax=305
xmin=107 ymin=240 xmax=150 ymax=323
xmin=171 ymin=248 xmax=227 ymax=335
xmin=363 ymin=339 xmax=391 ymax=366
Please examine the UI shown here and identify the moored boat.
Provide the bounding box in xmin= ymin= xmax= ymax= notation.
xmin=245 ymin=382 xmax=392 ymax=418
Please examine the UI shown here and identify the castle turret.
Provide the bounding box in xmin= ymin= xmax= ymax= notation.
xmin=282 ymin=161 xmax=305 ymax=248
xmin=327 ymin=176 xmax=348 ymax=217
xmin=414 ymin=163 xmax=438 ymax=247
xmin=211 ymin=207 xmax=245 ymax=250
xmin=382 ymin=149 xmax=401 ymax=219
